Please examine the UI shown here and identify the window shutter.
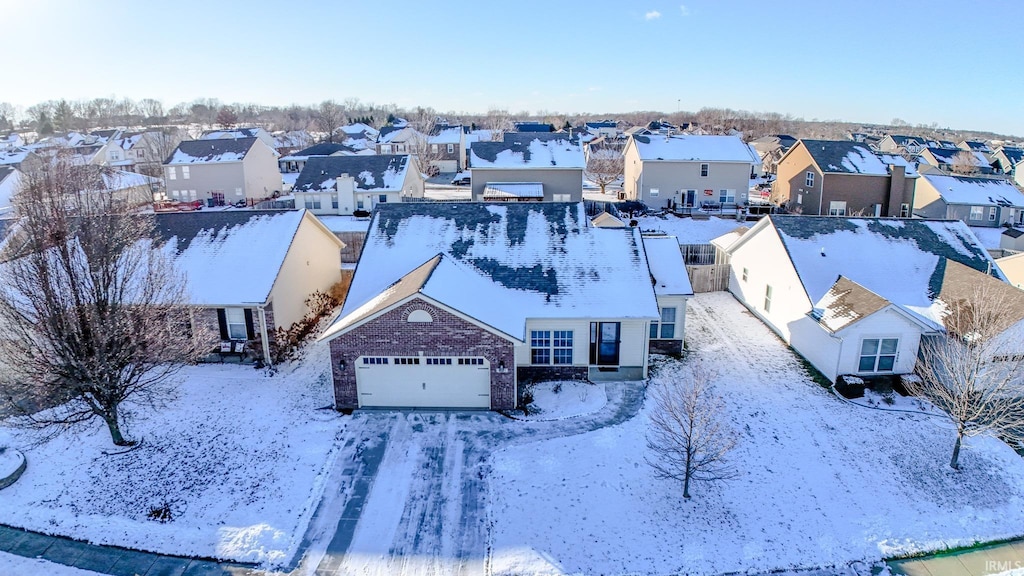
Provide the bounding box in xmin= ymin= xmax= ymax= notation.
xmin=216 ymin=309 xmax=228 ymax=340
xmin=244 ymin=309 xmax=256 ymax=340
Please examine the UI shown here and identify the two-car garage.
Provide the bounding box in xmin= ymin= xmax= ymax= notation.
xmin=355 ymin=355 xmax=491 ymax=408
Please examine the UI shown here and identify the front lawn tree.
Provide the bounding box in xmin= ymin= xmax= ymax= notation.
xmin=906 ymin=283 xmax=1024 ymax=470
xmin=646 ymin=362 xmax=737 ymax=499
xmin=0 ymin=154 xmax=209 ymax=446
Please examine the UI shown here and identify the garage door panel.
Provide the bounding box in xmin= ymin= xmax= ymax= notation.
xmin=356 ymin=356 xmax=491 ymax=408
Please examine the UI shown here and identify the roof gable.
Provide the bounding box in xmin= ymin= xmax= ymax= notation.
xmin=799 ymin=139 xmax=917 ymax=176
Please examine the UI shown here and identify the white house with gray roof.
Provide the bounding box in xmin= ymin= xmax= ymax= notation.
xmin=319 ymin=202 xmax=670 ymax=410
xmin=163 ymin=137 xmax=282 ymax=206
xmin=727 ymin=215 xmax=1017 ymax=382
xmin=469 ymin=134 xmax=585 ymax=202
xmin=623 ymin=134 xmax=761 ymax=209
xmin=914 ymin=173 xmax=1024 ymax=227
xmin=291 ymin=154 xmax=424 ymax=215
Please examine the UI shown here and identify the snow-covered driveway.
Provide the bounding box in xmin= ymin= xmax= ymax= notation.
xmin=488 ymin=292 xmax=1024 ymax=575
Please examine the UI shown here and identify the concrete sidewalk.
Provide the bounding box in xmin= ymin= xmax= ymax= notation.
xmin=890 ymin=538 xmax=1024 ymax=576
xmin=0 ymin=524 xmax=259 ymax=576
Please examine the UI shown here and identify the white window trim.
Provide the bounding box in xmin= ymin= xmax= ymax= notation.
xmin=805 ymin=171 xmax=814 ymax=187
xmin=225 ymin=307 xmax=247 ymax=340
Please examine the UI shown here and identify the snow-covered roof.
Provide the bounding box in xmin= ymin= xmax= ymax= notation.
xmin=483 ymin=182 xmax=543 ymax=199
xmin=923 ymin=147 xmax=988 ymax=167
xmin=631 ymin=134 xmax=759 ymax=163
xmin=200 ymin=127 xmax=268 ymax=141
xmin=0 ymin=166 xmax=21 ymax=210
xmin=429 ymin=126 xmax=463 ymax=145
xmin=470 ymin=136 xmax=584 ymax=169
xmin=642 ymin=235 xmax=693 ymax=296
xmin=165 ymin=138 xmax=258 ymax=165
xmin=997 ymin=146 xmax=1024 ymax=166
xmin=921 ymin=173 xmax=1024 ymax=207
xmin=292 ymin=155 xmax=411 ymax=193
xmin=340 ymin=123 xmax=378 ymax=137
xmin=709 ymin=226 xmax=749 ymax=251
xmin=960 ymin=140 xmax=992 ymax=153
xmin=0 ymin=148 xmax=31 ymax=166
xmin=800 ymin=140 xmax=919 ymax=176
xmin=154 ymin=210 xmax=309 ymax=306
xmin=754 ymin=215 xmax=1003 ymax=329
xmin=324 ymin=203 xmax=659 ymax=341
xmin=811 ymin=276 xmax=892 ymax=333
xmin=99 ymin=170 xmax=159 ymax=191
xmin=377 ymin=126 xmax=423 ymax=145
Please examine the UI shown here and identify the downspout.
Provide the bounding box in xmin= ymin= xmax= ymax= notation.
xmin=258 ymin=305 xmax=272 ymax=366
xmin=817 ymin=174 xmax=824 ymax=216
xmin=642 ymin=320 xmax=651 ymax=378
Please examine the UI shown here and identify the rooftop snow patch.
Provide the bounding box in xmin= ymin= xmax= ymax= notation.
xmin=921 ymin=173 xmax=1024 ymax=207
xmin=153 ymin=210 xmax=305 ymax=306
xmin=470 ymin=137 xmax=584 ymax=169
xmin=632 ymin=134 xmax=759 ymax=163
xmin=165 ymin=138 xmax=257 ymax=165
xmin=325 ymin=202 xmax=658 ymax=341
xmin=767 ymin=215 xmax=1002 ymax=327
xmin=642 ymin=235 xmax=693 ymax=296
xmin=801 ymin=140 xmax=918 ymax=176
xmin=292 ymin=155 xmax=409 ymax=192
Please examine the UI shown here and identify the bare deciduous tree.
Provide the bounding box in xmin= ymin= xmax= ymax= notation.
xmin=584 ymin=148 xmax=625 ymax=195
xmin=0 ymin=153 xmax=211 ymax=446
xmin=951 ymin=150 xmax=981 ymax=175
xmin=215 ymin=106 xmax=239 ymax=129
xmin=906 ymin=281 xmax=1024 ymax=469
xmin=646 ymin=362 xmax=737 ymax=499
xmin=316 ymin=100 xmax=345 ymax=143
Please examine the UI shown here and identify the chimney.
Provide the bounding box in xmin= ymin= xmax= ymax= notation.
xmin=886 ymin=164 xmax=907 ymax=217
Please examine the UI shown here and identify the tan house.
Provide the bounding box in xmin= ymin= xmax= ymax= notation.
xmin=992 ymin=146 xmax=1024 ymax=187
xmin=291 ymin=154 xmax=424 ymax=215
xmin=469 ymin=134 xmax=585 ymax=202
xmin=914 ymin=173 xmax=1024 ymax=227
xmin=622 ymin=134 xmax=760 ymax=209
xmin=154 ymin=209 xmax=344 ymax=364
xmin=877 ymin=134 xmax=926 ymax=154
xmin=917 ymin=147 xmax=991 ymax=174
xmin=773 ymin=140 xmax=917 ymax=217
xmin=163 ymin=137 xmax=282 ymax=206
xmin=997 ymin=251 xmax=1024 ymax=289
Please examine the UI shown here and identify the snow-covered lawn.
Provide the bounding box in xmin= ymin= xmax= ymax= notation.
xmin=488 ymin=292 xmax=1024 ymax=575
xmin=0 ymin=343 xmax=349 ymax=567
xmin=523 ymin=381 xmax=607 ymax=421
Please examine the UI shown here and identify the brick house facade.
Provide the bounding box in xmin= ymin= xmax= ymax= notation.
xmin=329 ymin=297 xmax=516 ymax=410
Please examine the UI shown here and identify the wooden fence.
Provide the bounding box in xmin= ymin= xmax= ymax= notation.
xmin=686 ymin=264 xmax=730 ymax=293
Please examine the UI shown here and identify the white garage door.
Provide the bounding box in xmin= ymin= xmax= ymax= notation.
xmin=356 ymin=356 xmax=491 ymax=408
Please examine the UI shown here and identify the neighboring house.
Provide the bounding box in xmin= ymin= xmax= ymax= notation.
xmin=773 ymin=139 xmax=918 ymax=217
xmin=427 ymin=124 xmax=466 ymax=172
xmin=200 ymin=127 xmax=276 ymax=149
xmin=339 ymin=123 xmax=379 ymax=141
xmin=0 ymin=133 xmax=25 ymax=150
xmin=913 ymin=173 xmax=1024 ymax=227
xmin=727 ymin=215 xmax=1006 ymax=382
xmin=877 ymin=134 xmax=926 ymax=154
xmin=291 ymin=154 xmax=424 ymax=215
xmin=469 ymin=134 xmax=585 ymax=202
xmin=319 ymin=202 xmax=664 ymax=410
xmin=154 ymin=209 xmax=344 ymax=363
xmin=622 ymin=134 xmax=760 ymax=208
xmin=84 ymin=168 xmax=160 ymax=208
xmin=917 ymin=147 xmax=992 ymax=174
xmin=749 ymin=134 xmax=797 ymax=175
xmin=959 ymin=140 xmax=992 ymax=154
xmin=1000 ymin=228 xmax=1024 ymax=252
xmin=0 ymin=166 xmax=21 ymax=214
xmin=590 ymin=211 xmax=626 ymax=228
xmin=101 ymin=130 xmax=179 ymax=174
xmin=584 ymin=121 xmax=618 ymax=138
xmin=279 ymin=142 xmax=357 ymax=174
xmin=642 ymin=234 xmax=693 ymax=355
xmin=996 ymin=251 xmax=1024 ymax=289
xmin=992 ymin=146 xmax=1024 ymax=186
xmin=163 ymin=137 xmax=282 ymax=206
xmin=376 ymin=126 xmax=426 ymax=155
xmin=0 ymin=148 xmax=44 ymax=173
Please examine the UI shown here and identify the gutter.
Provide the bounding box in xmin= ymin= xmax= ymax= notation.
xmin=258 ymin=305 xmax=272 ymax=366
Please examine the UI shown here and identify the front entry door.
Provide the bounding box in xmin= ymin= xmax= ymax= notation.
xmin=590 ymin=322 xmax=620 ymax=366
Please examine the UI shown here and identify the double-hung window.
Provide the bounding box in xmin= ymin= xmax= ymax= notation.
xmin=182 ymin=166 xmax=190 ymax=179
xmin=531 ymin=330 xmax=573 ymax=364
xmin=224 ymin=308 xmax=248 ymax=340
xmin=970 ymin=206 xmax=984 ymax=220
xmin=805 ymin=171 xmax=815 ymax=187
xmin=649 ymin=307 xmax=677 ymax=339
xmin=989 ymin=206 xmax=997 ymax=222
xmin=764 ymin=285 xmax=773 ymax=313
xmin=700 ymin=163 xmax=709 ymax=177
xmin=552 ymin=331 xmax=573 ymax=364
xmin=531 ymin=330 xmax=551 ymax=364
xmin=829 ymin=201 xmax=847 ymax=216
xmin=859 ymin=338 xmax=898 ymax=372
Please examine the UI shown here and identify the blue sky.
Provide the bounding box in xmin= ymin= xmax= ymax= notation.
xmin=4 ymin=0 xmax=1023 ymax=135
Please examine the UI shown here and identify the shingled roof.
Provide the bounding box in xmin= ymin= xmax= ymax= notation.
xmin=292 ymin=154 xmax=411 ymax=192
xmin=799 ymin=139 xmax=917 ymax=176
xmin=469 ymin=136 xmax=584 ymax=169
xmin=323 ymin=202 xmax=658 ymax=341
xmin=165 ymin=137 xmax=258 ymax=165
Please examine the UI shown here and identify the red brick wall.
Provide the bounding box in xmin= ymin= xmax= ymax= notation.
xmin=329 ymin=297 xmax=516 ymax=410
